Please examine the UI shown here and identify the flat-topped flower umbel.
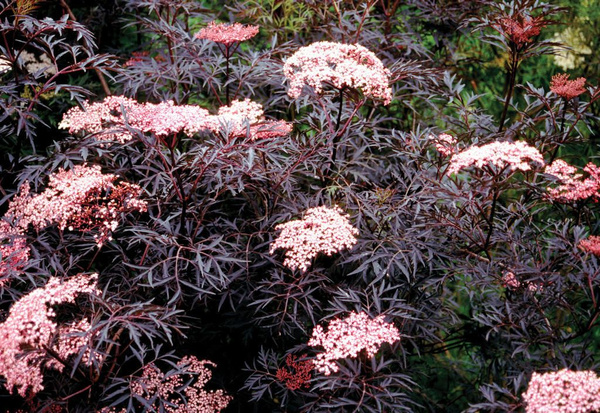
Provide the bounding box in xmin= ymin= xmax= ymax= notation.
xmin=195 ymin=21 xmax=259 ymax=46
xmin=276 ymin=354 xmax=313 ymax=390
xmin=545 ymin=159 xmax=600 ymax=202
xmin=308 ymin=311 xmax=400 ymax=376
xmin=447 ymin=140 xmax=544 ymax=175
xmin=270 ymin=206 xmax=358 ymax=272
xmin=550 ymin=73 xmax=586 ymax=100
xmin=522 ymin=369 xmax=600 ymax=413
xmin=578 ymin=235 xmax=600 ymax=256
xmin=60 ymin=96 xmax=291 ymax=143
xmin=6 ymin=164 xmax=147 ymax=246
xmin=283 ymin=41 xmax=392 ymax=104
xmin=130 ymin=356 xmax=231 ymax=413
xmin=0 ymin=274 xmax=100 ymax=397
xmin=499 ymin=13 xmax=545 ymax=46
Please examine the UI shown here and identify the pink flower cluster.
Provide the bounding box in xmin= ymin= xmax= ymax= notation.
xmin=501 ymin=271 xmax=542 ymax=293
xmin=194 ymin=21 xmax=259 ymax=46
xmin=6 ymin=164 xmax=147 ymax=246
xmin=123 ymin=51 xmax=150 ymax=67
xmin=215 ymin=98 xmax=292 ymax=139
xmin=0 ymin=220 xmax=30 ymax=286
xmin=499 ymin=14 xmax=545 ymax=45
xmin=447 ymin=140 xmax=544 ymax=175
xmin=248 ymin=119 xmax=293 ymax=140
xmin=502 ymin=271 xmax=520 ymax=289
xmin=550 ymin=73 xmax=587 ymax=100
xmin=218 ymin=98 xmax=263 ymax=124
xmin=0 ymin=274 xmax=100 ymax=397
xmin=308 ymin=311 xmax=400 ymax=376
xmin=59 ymin=96 xmax=213 ymax=143
xmin=545 ymin=160 xmax=600 ymax=203
xmin=578 ymin=236 xmax=600 ymax=256
xmin=432 ymin=133 xmax=457 ymax=156
xmin=283 ymin=41 xmax=393 ymax=104
xmin=59 ymin=96 xmax=291 ymax=143
xmin=131 ymin=356 xmax=231 ymax=412
xmin=276 ymin=354 xmax=313 ymax=391
xmin=270 ymin=206 xmax=359 ymax=272
xmin=522 ymin=369 xmax=600 ymax=413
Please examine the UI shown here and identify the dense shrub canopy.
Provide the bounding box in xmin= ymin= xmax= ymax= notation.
xmin=0 ymin=0 xmax=599 ymax=412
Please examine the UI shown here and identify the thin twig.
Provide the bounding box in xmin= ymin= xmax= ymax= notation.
xmin=59 ymin=0 xmax=111 ymax=96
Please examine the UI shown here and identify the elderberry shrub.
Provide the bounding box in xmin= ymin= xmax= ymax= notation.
xmin=1 ymin=1 xmax=600 ymax=412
